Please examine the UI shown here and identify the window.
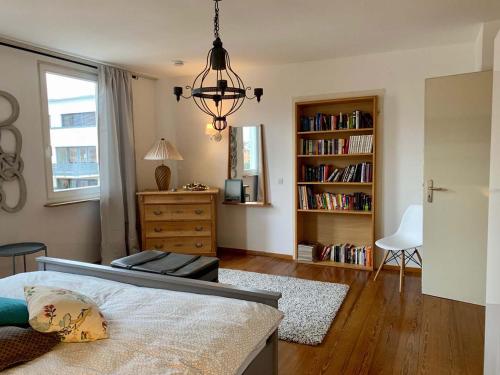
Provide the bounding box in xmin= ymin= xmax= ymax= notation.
xmin=60 ymin=112 xmax=96 ymax=128
xmin=39 ymin=63 xmax=99 ymax=203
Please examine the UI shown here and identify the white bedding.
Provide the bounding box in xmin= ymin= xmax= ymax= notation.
xmin=0 ymin=271 xmax=283 ymax=375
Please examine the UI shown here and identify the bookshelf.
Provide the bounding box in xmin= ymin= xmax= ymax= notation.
xmin=294 ymin=95 xmax=378 ymax=271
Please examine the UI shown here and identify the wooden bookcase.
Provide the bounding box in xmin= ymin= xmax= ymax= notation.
xmin=294 ymin=95 xmax=378 ymax=271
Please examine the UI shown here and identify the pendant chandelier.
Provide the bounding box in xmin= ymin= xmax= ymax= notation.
xmin=173 ymin=0 xmax=263 ymax=133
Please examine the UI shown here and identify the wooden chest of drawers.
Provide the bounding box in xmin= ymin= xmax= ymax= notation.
xmin=137 ymin=189 xmax=218 ymax=256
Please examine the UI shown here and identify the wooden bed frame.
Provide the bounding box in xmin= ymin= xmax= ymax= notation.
xmin=36 ymin=256 xmax=281 ymax=375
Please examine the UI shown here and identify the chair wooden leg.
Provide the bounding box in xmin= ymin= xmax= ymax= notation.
xmin=399 ymin=251 xmax=405 ymax=293
xmin=415 ymin=248 xmax=422 ymax=266
xmin=374 ymin=250 xmax=390 ymax=281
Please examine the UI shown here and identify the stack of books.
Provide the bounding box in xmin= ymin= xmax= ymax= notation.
xmin=297 ymin=242 xmax=317 ymax=261
xmin=299 ymin=135 xmax=373 ymax=155
xmin=298 ymin=187 xmax=372 ymax=211
xmin=299 ymin=111 xmax=373 ymax=132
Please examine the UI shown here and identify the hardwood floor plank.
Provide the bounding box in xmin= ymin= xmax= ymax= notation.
xmin=219 ymin=253 xmax=484 ymax=375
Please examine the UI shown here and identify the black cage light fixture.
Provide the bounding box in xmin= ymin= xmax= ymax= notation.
xmin=173 ymin=0 xmax=263 ymax=133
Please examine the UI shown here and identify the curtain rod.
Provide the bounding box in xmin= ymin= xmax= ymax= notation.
xmin=0 ymin=37 xmax=157 ymax=81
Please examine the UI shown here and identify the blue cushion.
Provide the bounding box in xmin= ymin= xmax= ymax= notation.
xmin=0 ymin=297 xmax=29 ymax=326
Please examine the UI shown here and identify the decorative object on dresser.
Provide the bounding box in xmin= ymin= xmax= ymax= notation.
xmin=0 ymin=90 xmax=26 ymax=213
xmin=137 ymin=189 xmax=218 ymax=256
xmin=183 ymin=182 xmax=209 ymax=191
xmin=295 ymin=95 xmax=378 ymax=271
xmin=144 ymin=138 xmax=183 ymax=191
xmin=173 ymin=0 xmax=263 ymax=133
xmin=225 ymin=124 xmax=268 ymax=206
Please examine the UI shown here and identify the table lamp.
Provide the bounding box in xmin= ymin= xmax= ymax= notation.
xmin=144 ymin=138 xmax=183 ymax=190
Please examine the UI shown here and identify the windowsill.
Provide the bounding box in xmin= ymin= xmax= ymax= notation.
xmin=44 ymin=198 xmax=100 ymax=207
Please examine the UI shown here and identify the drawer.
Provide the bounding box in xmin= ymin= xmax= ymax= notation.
xmin=145 ymin=237 xmax=213 ymax=254
xmin=143 ymin=194 xmax=212 ymax=204
xmin=145 ymin=204 xmax=211 ymax=221
xmin=145 ymin=221 xmax=211 ymax=238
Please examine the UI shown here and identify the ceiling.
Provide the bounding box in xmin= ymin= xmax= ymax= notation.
xmin=0 ymin=0 xmax=499 ymax=77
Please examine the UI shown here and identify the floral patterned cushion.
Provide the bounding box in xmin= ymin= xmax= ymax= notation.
xmin=24 ymin=285 xmax=108 ymax=343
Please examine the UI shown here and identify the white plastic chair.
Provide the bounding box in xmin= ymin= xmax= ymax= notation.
xmin=373 ymin=204 xmax=423 ymax=292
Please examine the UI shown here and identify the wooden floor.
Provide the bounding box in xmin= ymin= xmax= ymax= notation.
xmin=219 ymin=252 xmax=485 ymax=375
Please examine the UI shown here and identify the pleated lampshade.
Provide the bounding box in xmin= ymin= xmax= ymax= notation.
xmin=144 ymin=138 xmax=183 ymax=161
xmin=144 ymin=138 xmax=183 ymax=191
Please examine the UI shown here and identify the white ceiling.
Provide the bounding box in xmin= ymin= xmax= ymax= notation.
xmin=0 ymin=0 xmax=499 ymax=77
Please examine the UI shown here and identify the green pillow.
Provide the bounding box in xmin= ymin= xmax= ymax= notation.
xmin=0 ymin=297 xmax=29 ymax=326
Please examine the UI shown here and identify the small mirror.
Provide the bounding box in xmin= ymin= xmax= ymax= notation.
xmin=226 ymin=124 xmax=267 ymax=205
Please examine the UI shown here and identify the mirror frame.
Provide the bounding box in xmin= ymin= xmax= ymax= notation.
xmin=225 ymin=124 xmax=268 ymax=206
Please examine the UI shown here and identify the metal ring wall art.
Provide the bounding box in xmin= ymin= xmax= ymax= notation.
xmin=0 ymin=90 xmax=26 ymax=213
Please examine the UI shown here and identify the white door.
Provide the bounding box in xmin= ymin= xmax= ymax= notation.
xmin=423 ymin=71 xmax=492 ymax=305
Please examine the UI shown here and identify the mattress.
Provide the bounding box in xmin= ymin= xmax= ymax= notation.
xmin=0 ymin=271 xmax=283 ymax=375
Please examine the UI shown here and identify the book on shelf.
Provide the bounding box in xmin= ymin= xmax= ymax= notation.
xmin=300 ymin=162 xmax=372 ymax=183
xmin=299 ymin=110 xmax=373 ymax=132
xmin=298 ymin=135 xmax=373 ymax=155
xmin=298 ymin=186 xmax=372 ymax=211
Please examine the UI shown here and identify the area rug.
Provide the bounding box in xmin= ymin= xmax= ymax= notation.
xmin=218 ymin=269 xmax=349 ymax=345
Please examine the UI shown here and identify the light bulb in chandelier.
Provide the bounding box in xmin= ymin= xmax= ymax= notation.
xmin=212 ymin=116 xmax=227 ymax=132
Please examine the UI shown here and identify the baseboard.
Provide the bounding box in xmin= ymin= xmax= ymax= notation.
xmin=382 ymin=264 xmax=422 ymax=274
xmin=218 ymin=247 xmax=293 ymax=260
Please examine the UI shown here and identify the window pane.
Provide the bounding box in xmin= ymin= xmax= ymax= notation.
xmin=45 ymin=73 xmax=99 ymax=192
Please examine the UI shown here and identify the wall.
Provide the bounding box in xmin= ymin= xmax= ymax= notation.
xmin=484 ymin=31 xmax=500 ymax=375
xmin=0 ymin=45 xmax=158 ymax=276
xmin=161 ymin=42 xmax=476 ymax=260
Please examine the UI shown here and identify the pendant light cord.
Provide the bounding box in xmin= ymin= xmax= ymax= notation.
xmin=214 ymin=0 xmax=220 ymax=39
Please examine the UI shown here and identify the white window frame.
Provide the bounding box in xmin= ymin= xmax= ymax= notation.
xmin=39 ymin=62 xmax=100 ymax=203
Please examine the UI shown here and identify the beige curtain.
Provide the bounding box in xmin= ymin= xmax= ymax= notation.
xmin=98 ymin=66 xmax=139 ymax=264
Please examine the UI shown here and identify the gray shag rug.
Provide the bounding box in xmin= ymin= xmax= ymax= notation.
xmin=218 ymin=269 xmax=349 ymax=345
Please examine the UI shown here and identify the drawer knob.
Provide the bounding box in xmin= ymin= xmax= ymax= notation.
xmin=194 ymin=209 xmax=203 ymax=215
xmin=175 ymin=210 xmax=183 ymax=214
xmin=194 ymin=226 xmax=203 ymax=231
xmin=154 ymin=244 xmax=164 ymax=249
xmin=195 ymin=242 xmax=203 ymax=248
xmin=153 ymin=210 xmax=162 ymax=216
xmin=154 ymin=227 xmax=162 ymax=233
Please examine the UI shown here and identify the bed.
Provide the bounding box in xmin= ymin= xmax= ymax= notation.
xmin=0 ymin=257 xmax=283 ymax=375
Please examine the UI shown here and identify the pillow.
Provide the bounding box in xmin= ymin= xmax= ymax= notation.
xmin=24 ymin=285 xmax=108 ymax=343
xmin=0 ymin=326 xmax=59 ymax=371
xmin=0 ymin=297 xmax=29 ymax=326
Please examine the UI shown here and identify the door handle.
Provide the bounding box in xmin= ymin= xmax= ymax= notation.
xmin=427 ymin=179 xmax=447 ymax=203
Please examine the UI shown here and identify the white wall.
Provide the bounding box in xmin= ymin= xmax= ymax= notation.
xmin=484 ymin=31 xmax=500 ymax=375
xmin=0 ymin=45 xmax=158 ymax=276
xmin=160 ymin=42 xmax=476 ymax=260
xmin=0 ymin=46 xmax=100 ymax=275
